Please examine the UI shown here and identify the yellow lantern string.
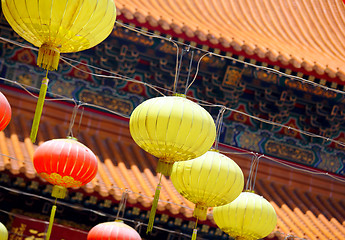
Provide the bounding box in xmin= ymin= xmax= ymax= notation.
xmin=46 ymin=186 xmax=67 ymax=240
xmin=147 ymin=173 xmax=163 ymax=234
xmin=30 ymin=70 xmax=49 ymax=143
xmin=191 ymin=217 xmax=198 ymax=240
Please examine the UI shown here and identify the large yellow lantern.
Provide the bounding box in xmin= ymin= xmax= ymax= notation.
xmin=129 ymin=95 xmax=216 ymax=176
xmin=129 ymin=95 xmax=216 ymax=233
xmin=171 ymin=150 xmax=244 ymax=240
xmin=213 ymin=192 xmax=277 ymax=240
xmin=2 ymin=0 xmax=116 ymax=143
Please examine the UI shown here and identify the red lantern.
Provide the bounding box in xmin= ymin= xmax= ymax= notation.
xmin=0 ymin=92 xmax=11 ymax=131
xmin=33 ymin=138 xmax=98 ymax=190
xmin=87 ymin=221 xmax=142 ymax=240
xmin=33 ymin=137 xmax=98 ymax=240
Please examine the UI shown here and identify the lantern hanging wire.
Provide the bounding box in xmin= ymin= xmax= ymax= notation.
xmin=245 ymin=153 xmax=262 ymax=192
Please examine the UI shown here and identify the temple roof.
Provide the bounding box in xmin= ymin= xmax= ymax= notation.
xmin=1 ymin=87 xmax=345 ymax=240
xmin=115 ymin=0 xmax=345 ymax=82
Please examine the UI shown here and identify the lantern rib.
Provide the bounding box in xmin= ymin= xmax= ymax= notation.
xmin=48 ymin=0 xmax=53 ymax=43
xmin=52 ymin=0 xmax=69 ymax=46
xmin=53 ymin=0 xmax=85 ymax=51
xmin=209 ymin=156 xmax=230 ymax=205
xmin=80 ymin=1 xmax=114 ymax=49
xmin=0 ymin=106 xmax=7 ymax=127
xmin=178 ymin=104 xmax=197 ymax=157
xmin=76 ymin=146 xmax=87 ymax=180
xmin=131 ymin=101 xmax=150 ymax=154
xmin=65 ymin=141 xmax=78 ymax=177
xmin=57 ymin=0 xmax=96 ymax=50
xmin=6 ymin=0 xmax=37 ymax=44
xmin=168 ymin=98 xmax=184 ymax=160
xmin=151 ymin=97 xmax=162 ymax=158
xmin=162 ymin=97 xmax=172 ymax=160
xmin=195 ymin=109 xmax=214 ymax=156
xmin=81 ymin=153 xmax=95 ymax=185
xmin=217 ymin=160 xmax=241 ymax=204
xmin=47 ymin=140 xmax=56 ymax=175
xmin=61 ymin=141 xmax=72 ymax=176
xmin=240 ymin=195 xmax=249 ymax=237
xmin=200 ymin=152 xmax=215 ymax=205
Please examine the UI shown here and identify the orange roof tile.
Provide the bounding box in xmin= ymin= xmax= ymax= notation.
xmin=115 ymin=0 xmax=345 ymax=82
xmin=1 ymin=87 xmax=345 ymax=239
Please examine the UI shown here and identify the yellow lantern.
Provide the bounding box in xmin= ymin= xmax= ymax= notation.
xmin=2 ymin=0 xmax=116 ymax=143
xmin=2 ymin=0 xmax=116 ymax=71
xmin=129 ymin=95 xmax=216 ymax=176
xmin=213 ymin=192 xmax=277 ymax=240
xmin=170 ymin=150 xmax=244 ymax=240
xmin=129 ymin=95 xmax=216 ymax=233
xmin=0 ymin=222 xmax=8 ymax=240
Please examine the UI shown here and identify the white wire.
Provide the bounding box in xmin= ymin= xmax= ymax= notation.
xmin=0 ymin=188 xmax=196 ymax=239
xmin=1 ymin=74 xmax=345 ymax=179
xmin=185 ymin=52 xmax=212 ymax=91
xmin=115 ymin=21 xmax=345 ymax=96
xmin=1 ymin=23 xmax=345 ymax=179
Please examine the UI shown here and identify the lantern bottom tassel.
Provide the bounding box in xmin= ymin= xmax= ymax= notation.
xmin=37 ymin=44 xmax=60 ymax=71
xmin=191 ymin=218 xmax=198 ymax=240
xmin=30 ymin=77 xmax=49 ymax=143
xmin=156 ymin=159 xmax=173 ymax=176
xmin=45 ymin=186 xmax=67 ymax=240
xmin=193 ymin=204 xmax=208 ymax=221
xmin=147 ymin=175 xmax=162 ymax=234
xmin=46 ymin=204 xmax=56 ymax=240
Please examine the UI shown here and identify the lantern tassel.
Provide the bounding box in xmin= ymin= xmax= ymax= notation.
xmin=37 ymin=44 xmax=60 ymax=71
xmin=191 ymin=229 xmax=198 ymax=240
xmin=46 ymin=203 xmax=56 ymax=240
xmin=147 ymin=174 xmax=162 ymax=234
xmin=191 ymin=218 xmax=198 ymax=240
xmin=30 ymin=77 xmax=49 ymax=143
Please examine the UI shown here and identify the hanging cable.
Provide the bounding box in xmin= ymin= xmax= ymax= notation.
xmin=185 ymin=52 xmax=212 ymax=91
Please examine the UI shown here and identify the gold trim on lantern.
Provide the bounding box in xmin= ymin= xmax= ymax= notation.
xmin=39 ymin=172 xmax=82 ymax=188
xmin=37 ymin=44 xmax=60 ymax=71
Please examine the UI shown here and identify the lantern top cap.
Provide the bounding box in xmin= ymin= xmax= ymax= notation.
xmin=67 ymin=136 xmax=78 ymax=141
xmin=173 ymin=93 xmax=187 ymax=98
xmin=209 ymin=148 xmax=219 ymax=152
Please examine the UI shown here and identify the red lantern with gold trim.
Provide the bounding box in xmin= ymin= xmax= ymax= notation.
xmin=33 ymin=137 xmax=98 ymax=240
xmin=87 ymin=221 xmax=142 ymax=240
xmin=0 ymin=92 xmax=11 ymax=131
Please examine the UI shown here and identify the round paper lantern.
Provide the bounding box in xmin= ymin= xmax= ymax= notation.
xmin=213 ymin=192 xmax=277 ymax=240
xmin=33 ymin=137 xmax=98 ymax=240
xmin=2 ymin=0 xmax=116 ymax=71
xmin=129 ymin=95 xmax=216 ymax=176
xmin=0 ymin=222 xmax=8 ymax=240
xmin=0 ymin=91 xmax=11 ymax=131
xmin=87 ymin=221 xmax=141 ymax=240
xmin=171 ymin=150 xmax=244 ymax=221
xmin=33 ymin=137 xmax=98 ymax=192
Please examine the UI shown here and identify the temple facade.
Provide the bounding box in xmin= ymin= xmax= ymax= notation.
xmin=0 ymin=1 xmax=345 ymax=239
